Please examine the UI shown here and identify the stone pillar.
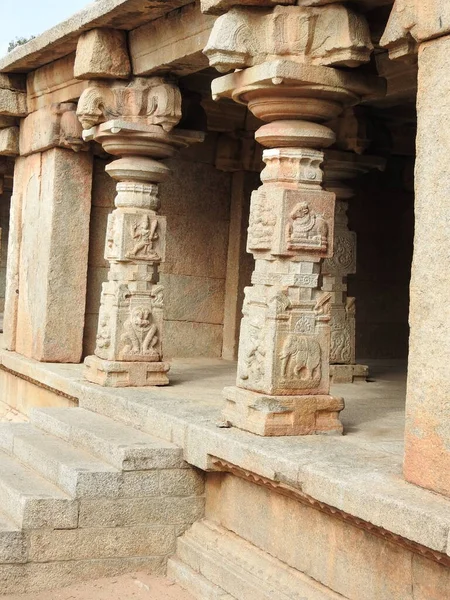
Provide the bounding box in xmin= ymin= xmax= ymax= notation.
xmin=77 ymin=78 xmax=204 ymax=387
xmin=3 ymin=103 xmax=92 ymax=362
xmin=322 ymin=150 xmax=385 ymax=383
xmin=204 ymin=3 xmax=381 ymax=435
xmin=381 ymin=1 xmax=450 ymax=496
xmin=215 ymin=133 xmax=262 ymax=361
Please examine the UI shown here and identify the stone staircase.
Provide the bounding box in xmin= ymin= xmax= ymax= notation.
xmin=0 ymin=407 xmax=205 ymax=595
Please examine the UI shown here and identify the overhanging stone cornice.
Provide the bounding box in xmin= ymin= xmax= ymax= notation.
xmin=0 ymin=0 xmax=193 ymax=74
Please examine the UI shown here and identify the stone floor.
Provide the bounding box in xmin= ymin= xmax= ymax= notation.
xmin=0 ymin=573 xmax=194 ymax=599
xmin=2 ymin=348 xmax=448 ymax=558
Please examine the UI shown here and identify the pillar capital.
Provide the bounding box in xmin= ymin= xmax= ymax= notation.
xmin=77 ymin=77 xmax=183 ymax=133
xmin=204 ymin=3 xmax=373 ymax=73
xmin=78 ymin=77 xmax=205 ymax=387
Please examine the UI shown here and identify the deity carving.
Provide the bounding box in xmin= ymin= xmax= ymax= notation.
xmin=126 ymin=215 xmax=160 ymax=261
xmin=96 ymin=316 xmax=111 ymax=350
xmin=151 ymin=285 xmax=164 ymax=309
xmin=287 ymin=202 xmax=328 ymax=252
xmin=239 ymin=321 xmax=265 ymax=383
xmin=248 ymin=193 xmax=276 ymax=250
xmin=330 ymin=313 xmax=352 ymax=364
xmin=121 ymin=307 xmax=159 ymax=360
xmin=280 ymin=334 xmax=322 ymax=387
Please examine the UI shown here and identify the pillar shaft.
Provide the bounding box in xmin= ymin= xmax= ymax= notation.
xmin=3 ymin=104 xmax=92 ymax=362
xmin=403 ymin=34 xmax=450 ymax=496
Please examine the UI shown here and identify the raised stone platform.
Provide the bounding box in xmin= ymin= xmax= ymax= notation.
xmin=0 ymin=345 xmax=447 ymax=556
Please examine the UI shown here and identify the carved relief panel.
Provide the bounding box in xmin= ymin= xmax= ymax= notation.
xmin=105 ymin=212 xmax=167 ymax=263
xmin=247 ymin=187 xmax=335 ymax=261
xmin=95 ymin=280 xmax=164 ymax=362
xmin=237 ymin=284 xmax=330 ymax=395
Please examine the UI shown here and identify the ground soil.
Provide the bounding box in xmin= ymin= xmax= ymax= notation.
xmin=0 ymin=573 xmax=194 ymax=599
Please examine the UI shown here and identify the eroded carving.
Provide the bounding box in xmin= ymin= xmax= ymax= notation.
xmin=121 ymin=307 xmax=160 ymax=360
xmin=77 ymin=77 xmax=182 ymax=132
xmin=126 ymin=215 xmax=160 ymax=261
xmin=287 ymin=202 xmax=328 ymax=252
xmin=204 ymin=4 xmax=373 ymax=72
xmin=280 ymin=335 xmax=322 ymax=387
xmin=248 ymin=192 xmax=276 ymax=250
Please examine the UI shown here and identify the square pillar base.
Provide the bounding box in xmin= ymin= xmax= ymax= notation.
xmin=223 ymin=386 xmax=344 ymax=437
xmin=329 ymin=364 xmax=369 ymax=384
xmin=84 ymin=355 xmax=170 ymax=387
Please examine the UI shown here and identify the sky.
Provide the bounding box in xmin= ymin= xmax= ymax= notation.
xmin=0 ymin=0 xmax=91 ymax=58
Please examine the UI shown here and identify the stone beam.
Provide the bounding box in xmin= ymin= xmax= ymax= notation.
xmin=202 ymin=0 xmax=394 ymax=15
xmin=0 ymin=0 xmax=193 ymax=73
xmin=130 ymin=3 xmax=216 ymax=77
xmin=0 ymin=75 xmax=27 ymax=118
xmin=381 ymin=0 xmax=450 ymax=60
xmin=27 ymin=54 xmax=88 ymax=113
xmin=201 ymin=0 xmax=295 ymax=16
xmin=74 ymin=28 xmax=131 ymax=80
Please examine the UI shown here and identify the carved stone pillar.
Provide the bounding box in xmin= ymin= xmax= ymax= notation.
xmin=322 ymin=150 xmax=385 ymax=383
xmin=204 ymin=3 xmax=382 ymax=435
xmin=77 ymin=78 xmax=204 ymax=387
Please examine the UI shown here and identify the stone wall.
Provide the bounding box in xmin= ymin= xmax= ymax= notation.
xmin=83 ymin=135 xmax=232 ymax=359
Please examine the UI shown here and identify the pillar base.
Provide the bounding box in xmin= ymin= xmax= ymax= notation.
xmin=223 ymin=386 xmax=344 ymax=437
xmin=84 ymin=355 xmax=170 ymax=387
xmin=330 ymin=363 xmax=369 ymax=384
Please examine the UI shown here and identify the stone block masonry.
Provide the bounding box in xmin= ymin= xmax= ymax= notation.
xmin=0 ymin=407 xmax=205 ymax=595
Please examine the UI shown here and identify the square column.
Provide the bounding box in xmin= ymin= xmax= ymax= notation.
xmin=3 ymin=104 xmax=92 ymax=362
xmin=402 ymin=35 xmax=450 ymax=496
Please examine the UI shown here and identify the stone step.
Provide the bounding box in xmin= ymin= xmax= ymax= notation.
xmin=30 ymin=407 xmax=186 ymax=471
xmin=0 ymin=449 xmax=78 ymax=529
xmin=0 ymin=508 xmax=26 ymax=564
xmin=0 ymin=422 xmax=122 ymax=498
xmin=171 ymin=520 xmax=342 ymax=600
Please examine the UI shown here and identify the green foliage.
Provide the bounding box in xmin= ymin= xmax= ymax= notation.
xmin=7 ymin=36 xmax=36 ymax=53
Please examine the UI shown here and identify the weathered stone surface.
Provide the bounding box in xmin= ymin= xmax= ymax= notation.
xmin=381 ymin=0 xmax=450 ymax=60
xmin=223 ymin=387 xmax=344 ymax=436
xmin=130 ymin=3 xmax=216 ymax=76
xmin=0 ymin=557 xmax=167 ymax=595
xmin=0 ymin=128 xmax=19 ymax=156
xmin=403 ymin=34 xmax=450 ymax=498
xmin=204 ymin=4 xmax=373 ymax=72
xmin=74 ymin=28 xmax=131 ymax=80
xmin=203 ymin=474 xmax=450 ymax=600
xmin=79 ymin=496 xmax=205 ymax=528
xmin=26 ymin=54 xmax=88 ymax=113
xmin=0 ymin=0 xmax=194 ymax=73
xmin=201 ymin=0 xmax=295 ymax=15
xmin=171 ymin=519 xmax=348 ymax=600
xmin=28 ymin=526 xmax=175 ymax=561
xmin=0 ymin=77 xmax=27 ymax=117
xmin=163 ymin=321 xmax=224 ymax=359
xmin=14 ymin=149 xmax=93 ymax=362
xmin=19 ymin=103 xmax=85 ymax=156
